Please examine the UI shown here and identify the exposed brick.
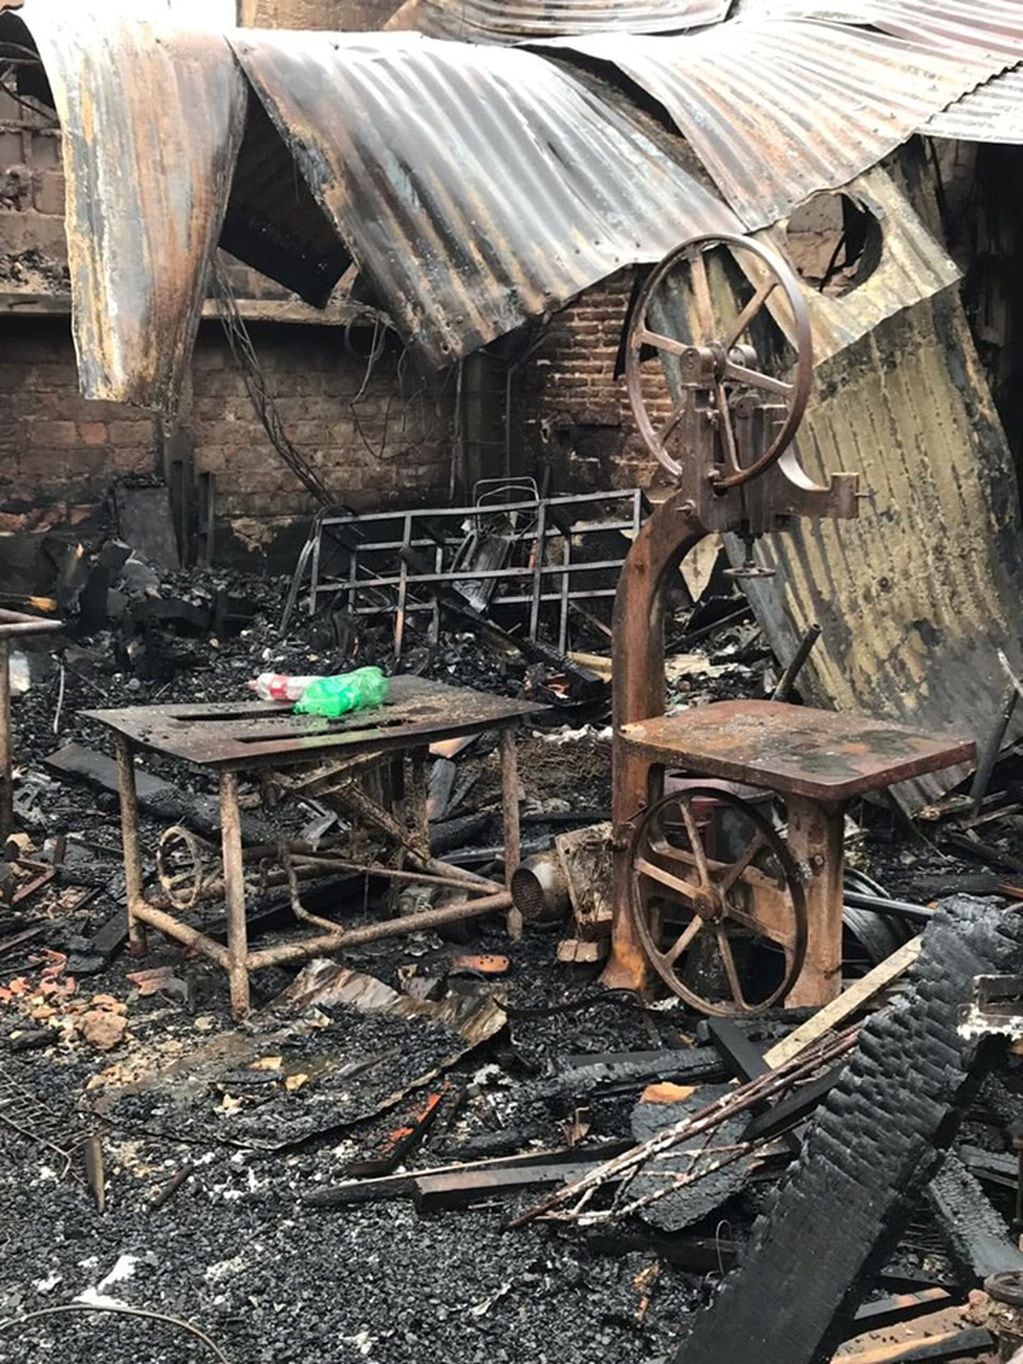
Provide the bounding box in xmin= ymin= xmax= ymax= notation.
xmin=77 ymin=421 xmax=108 ymax=446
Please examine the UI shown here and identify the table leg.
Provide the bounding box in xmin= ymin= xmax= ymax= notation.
xmin=114 ymin=734 xmax=147 ymax=957
xmin=220 ymin=770 xmax=250 ymax=1018
xmin=500 ymin=727 xmax=523 ymax=941
xmin=785 ymin=795 xmax=845 ymax=1007
xmin=0 ymin=636 xmax=11 ymax=841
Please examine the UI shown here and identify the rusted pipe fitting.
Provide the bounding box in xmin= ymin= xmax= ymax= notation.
xmin=510 ymin=850 xmax=570 ymax=924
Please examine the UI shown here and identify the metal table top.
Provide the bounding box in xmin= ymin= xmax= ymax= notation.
xmin=84 ymin=676 xmax=544 ymax=771
xmin=619 ymin=700 xmax=975 ymax=803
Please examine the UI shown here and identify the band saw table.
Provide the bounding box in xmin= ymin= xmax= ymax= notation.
xmin=86 ymin=676 xmax=542 ymax=1016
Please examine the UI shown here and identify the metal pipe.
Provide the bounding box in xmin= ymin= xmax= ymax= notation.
xmin=843 ymin=889 xmax=934 ymax=923
xmin=124 ymin=898 xmax=231 ymax=969
xmin=971 ymin=682 xmax=1018 ymax=817
xmin=500 ymin=726 xmax=523 ymax=939
xmin=219 ymin=771 xmax=249 ymax=1017
xmin=0 ymin=637 xmax=10 ymax=842
xmin=245 ymin=890 xmax=512 ymax=969
xmin=0 ymin=620 xmax=62 ymax=637
xmin=114 ymin=735 xmax=147 ymax=956
xmin=772 ymin=622 xmax=821 ymax=702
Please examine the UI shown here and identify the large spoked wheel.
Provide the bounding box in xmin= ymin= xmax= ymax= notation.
xmin=627 ymin=785 xmax=808 ymax=1016
xmin=625 ymin=233 xmax=813 ymax=489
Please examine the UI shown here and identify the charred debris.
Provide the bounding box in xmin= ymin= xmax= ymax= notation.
xmin=6 ymin=3 xmax=1023 ymax=1364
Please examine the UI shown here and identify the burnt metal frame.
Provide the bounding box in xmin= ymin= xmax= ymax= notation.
xmin=301 ymin=489 xmax=647 ymax=660
xmin=97 ymin=688 xmax=532 ymax=1019
xmin=0 ymin=609 xmax=63 ymax=838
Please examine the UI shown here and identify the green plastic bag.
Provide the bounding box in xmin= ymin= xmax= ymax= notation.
xmin=293 ymin=666 xmax=389 ymax=719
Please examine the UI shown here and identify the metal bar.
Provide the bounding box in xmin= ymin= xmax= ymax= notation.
xmin=288 ymin=854 xmax=501 ymax=892
xmin=124 ymin=896 xmax=231 ymax=969
xmin=245 ymin=890 xmax=512 ymax=969
xmin=0 ymin=620 xmax=62 ymax=638
xmin=317 ymin=489 xmax=642 ymax=528
xmin=970 ymin=682 xmax=1017 ymax=817
xmin=310 ymin=559 xmax=632 ymax=594
xmin=0 ymin=637 xmax=10 ymax=842
xmin=558 ymin=529 xmax=572 ymax=654
xmin=394 ymin=511 xmax=411 ymax=663
xmin=529 ymin=497 xmax=548 ymax=643
xmin=772 ymin=622 xmax=822 ymax=702
xmin=500 ymin=726 xmax=523 ymax=941
xmin=219 ymin=770 xmax=249 ymax=1018
xmin=114 ymin=734 xmax=146 ymax=956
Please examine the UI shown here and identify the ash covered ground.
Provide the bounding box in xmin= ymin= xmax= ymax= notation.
xmin=0 ymin=561 xmax=1013 ymax=1364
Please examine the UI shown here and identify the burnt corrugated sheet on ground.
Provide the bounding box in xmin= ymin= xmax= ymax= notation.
xmin=230 ymin=31 xmax=740 ymax=367
xmin=533 ymin=15 xmax=1014 ymax=229
xmin=0 ymin=9 xmax=246 ymax=408
xmin=416 ymin=0 xmax=728 ymax=41
xmin=675 ymin=897 xmax=1023 ymax=1364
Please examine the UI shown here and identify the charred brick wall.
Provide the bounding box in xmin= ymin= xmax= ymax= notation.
xmin=520 ymin=268 xmax=672 ymax=495
xmin=0 ymin=316 xmax=452 ymax=573
xmin=0 ymin=318 xmax=155 ymax=541
xmin=190 ymin=322 xmax=453 ymax=565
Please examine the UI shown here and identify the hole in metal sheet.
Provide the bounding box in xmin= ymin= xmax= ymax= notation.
xmin=785 ymin=192 xmax=882 ymax=298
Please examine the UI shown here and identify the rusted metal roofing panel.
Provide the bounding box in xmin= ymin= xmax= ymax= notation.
xmin=2 ymin=9 xmax=246 ymax=409
xmin=752 ymin=167 xmax=960 ymax=363
xmin=737 ymin=290 xmax=1023 ymax=810
xmin=923 ymin=65 xmax=1023 ymax=142
xmin=534 ymin=18 xmax=1015 ymax=229
xmin=796 ymin=0 xmax=1023 ymax=57
xmin=230 ymin=31 xmax=740 ymax=368
xmin=416 ymin=0 xmax=728 ymax=43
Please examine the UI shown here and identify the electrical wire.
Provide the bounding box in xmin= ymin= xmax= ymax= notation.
xmin=0 ymin=1303 xmax=230 ymax=1364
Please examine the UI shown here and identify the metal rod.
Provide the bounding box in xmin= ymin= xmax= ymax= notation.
xmin=114 ymin=735 xmax=147 ymax=956
xmin=288 ymin=854 xmax=500 ymax=893
xmin=970 ymin=681 xmax=1017 ymax=817
xmin=843 ymin=889 xmax=935 ymax=923
xmin=0 ymin=637 xmax=10 ymax=842
xmin=500 ymin=726 xmax=523 ymax=941
xmin=772 ymin=622 xmax=822 ymax=702
xmin=124 ymin=898 xmax=231 ymax=969
xmin=219 ymin=771 xmax=249 ymax=1018
xmin=245 ymin=891 xmax=512 ymax=969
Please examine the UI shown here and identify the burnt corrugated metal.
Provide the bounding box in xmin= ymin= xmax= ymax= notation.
xmin=2 ymin=9 xmax=246 ymax=409
xmin=416 ymin=0 xmax=727 ymax=43
xmin=534 ymin=18 xmax=1016 ymax=229
xmin=923 ymin=65 xmax=1023 ymax=142
xmin=230 ymin=31 xmax=741 ymax=368
xmin=737 ymin=289 xmax=1023 ymax=809
xmin=752 ymin=167 xmax=960 ymax=363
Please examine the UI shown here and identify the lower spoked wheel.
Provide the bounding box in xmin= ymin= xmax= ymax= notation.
xmin=627 ymin=786 xmax=807 ymax=1015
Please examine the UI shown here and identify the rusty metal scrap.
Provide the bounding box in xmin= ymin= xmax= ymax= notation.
xmin=228 ymin=31 xmax=740 ymax=367
xmin=415 ymin=0 xmax=728 ymax=42
xmin=534 ymin=17 xmax=1017 ymax=230
xmin=1 ymin=9 xmax=246 ymax=409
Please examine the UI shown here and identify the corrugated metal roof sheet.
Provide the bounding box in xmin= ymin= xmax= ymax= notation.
xmin=923 ymin=64 xmax=1023 ymax=142
xmin=1 ymin=8 xmax=246 ymax=408
xmin=416 ymin=0 xmax=727 ymax=42
xmin=752 ymin=167 xmax=960 ymax=363
xmin=534 ymin=16 xmax=1017 ymax=229
xmin=736 ymin=289 xmax=1023 ymax=810
xmin=229 ymin=30 xmax=741 ymax=368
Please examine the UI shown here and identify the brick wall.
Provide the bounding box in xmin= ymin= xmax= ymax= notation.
xmin=191 ymin=321 xmax=454 ymax=563
xmin=0 ymin=318 xmax=155 ymax=540
xmin=521 ymin=267 xmax=670 ymax=494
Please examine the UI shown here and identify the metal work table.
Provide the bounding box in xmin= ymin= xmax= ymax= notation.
xmin=86 ymin=678 xmax=543 ymax=1016
xmin=620 ymin=699 xmax=973 ymax=1008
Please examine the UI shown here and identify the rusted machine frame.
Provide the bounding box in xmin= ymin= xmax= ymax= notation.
xmin=0 ymin=609 xmax=63 ymax=839
xmin=113 ymin=725 xmax=524 ymax=1018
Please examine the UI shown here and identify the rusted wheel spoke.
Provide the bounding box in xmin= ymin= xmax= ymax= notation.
xmin=635 ymin=854 xmax=701 ymax=903
xmin=715 ymin=831 xmax=767 ymax=894
xmin=662 ymin=916 xmax=703 ymax=965
xmin=714 ymin=925 xmax=750 ymax=1012
xmin=638 ymin=327 xmax=691 ymax=358
xmin=689 ymin=250 xmax=715 ymax=336
xmin=677 ymin=797 xmax=711 ymax=886
xmin=723 ymin=361 xmax=793 ymax=397
xmin=721 ymin=898 xmax=794 ymax=951
xmin=724 ymin=278 xmax=777 ymax=351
